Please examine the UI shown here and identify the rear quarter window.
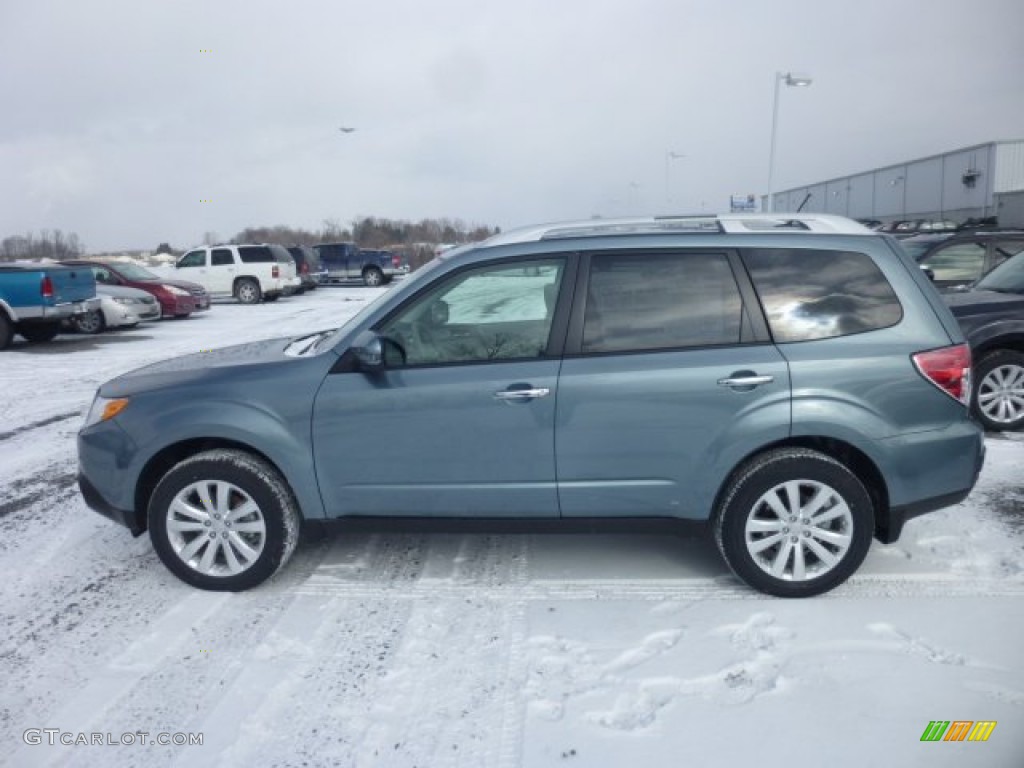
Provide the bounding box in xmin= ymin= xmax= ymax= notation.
xmin=238 ymin=246 xmax=275 ymax=263
xmin=741 ymin=248 xmax=903 ymax=342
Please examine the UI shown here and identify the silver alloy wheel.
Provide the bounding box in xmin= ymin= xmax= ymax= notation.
xmin=744 ymin=479 xmax=853 ymax=582
xmin=977 ymin=363 xmax=1024 ymax=425
xmin=165 ymin=480 xmax=267 ymax=576
xmin=237 ymin=281 xmax=259 ymax=303
xmin=74 ymin=310 xmax=104 ymax=334
xmin=364 ymin=268 xmax=382 ymax=286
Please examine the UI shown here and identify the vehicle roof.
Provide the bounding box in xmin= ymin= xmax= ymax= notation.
xmin=482 ymin=213 xmax=872 ymax=247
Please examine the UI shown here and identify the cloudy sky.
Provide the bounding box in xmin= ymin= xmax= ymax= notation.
xmin=2 ymin=0 xmax=1022 ymax=251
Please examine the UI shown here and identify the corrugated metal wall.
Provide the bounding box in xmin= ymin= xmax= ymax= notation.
xmin=770 ymin=141 xmax=1024 ymax=221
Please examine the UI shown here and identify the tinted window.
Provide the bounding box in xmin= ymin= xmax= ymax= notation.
xmin=211 ymin=249 xmax=233 ymax=266
xmin=582 ymin=252 xmax=743 ymax=353
xmin=268 ymin=245 xmax=294 ymax=263
xmin=380 ymin=259 xmax=564 ymax=366
xmin=178 ymin=250 xmax=206 ymax=268
xmin=287 ymin=247 xmax=305 ymax=266
xmin=742 ymin=248 xmax=903 ymax=342
xmin=238 ymin=246 xmax=275 ymax=263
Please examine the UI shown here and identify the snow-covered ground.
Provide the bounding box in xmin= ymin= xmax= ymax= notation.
xmin=1 ymin=286 xmax=1022 ymax=768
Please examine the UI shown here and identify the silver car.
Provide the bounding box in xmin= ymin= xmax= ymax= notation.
xmin=71 ymin=284 xmax=161 ymax=334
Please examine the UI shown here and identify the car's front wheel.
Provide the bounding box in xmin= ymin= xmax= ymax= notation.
xmin=973 ymin=349 xmax=1024 ymax=431
xmin=714 ymin=448 xmax=874 ymax=597
xmin=148 ymin=449 xmax=301 ymax=591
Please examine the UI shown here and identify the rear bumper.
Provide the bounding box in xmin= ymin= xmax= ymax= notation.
xmin=875 ymin=425 xmax=986 ymax=543
xmin=23 ymin=297 xmax=102 ymax=320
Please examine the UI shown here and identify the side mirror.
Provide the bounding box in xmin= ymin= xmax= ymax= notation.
xmin=351 ymin=332 xmax=406 ymax=371
xmin=352 ymin=334 xmax=384 ymax=371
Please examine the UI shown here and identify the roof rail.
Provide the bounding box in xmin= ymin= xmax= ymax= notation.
xmin=486 ymin=213 xmax=871 ymax=246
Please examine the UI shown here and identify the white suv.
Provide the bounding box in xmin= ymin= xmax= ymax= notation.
xmin=175 ymin=244 xmax=301 ymax=304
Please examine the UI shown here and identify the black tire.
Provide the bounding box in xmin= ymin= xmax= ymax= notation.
xmin=264 ymin=293 xmax=280 ymax=303
xmin=363 ymin=267 xmax=384 ymax=287
xmin=18 ymin=322 xmax=61 ymax=343
xmin=0 ymin=313 xmax=12 ymax=350
xmin=72 ymin=310 xmax=106 ymax=335
xmin=972 ymin=349 xmax=1024 ymax=432
xmin=713 ymin=448 xmax=874 ymax=598
xmin=235 ymin=278 xmax=262 ymax=304
xmin=148 ymin=449 xmax=301 ymax=591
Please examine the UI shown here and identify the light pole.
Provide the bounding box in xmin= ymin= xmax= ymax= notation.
xmin=767 ymin=71 xmax=812 ymax=212
xmin=665 ymin=151 xmax=685 ymax=207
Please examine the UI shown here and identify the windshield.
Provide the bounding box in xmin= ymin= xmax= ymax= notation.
xmin=108 ymin=262 xmax=160 ymax=280
xmin=975 ymin=252 xmax=1024 ymax=293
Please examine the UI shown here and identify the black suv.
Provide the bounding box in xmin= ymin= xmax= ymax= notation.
xmin=943 ymin=251 xmax=1024 ymax=431
xmin=902 ymin=229 xmax=1024 ymax=291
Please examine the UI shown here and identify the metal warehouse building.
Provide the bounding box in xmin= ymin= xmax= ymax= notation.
xmin=769 ymin=140 xmax=1024 ymax=227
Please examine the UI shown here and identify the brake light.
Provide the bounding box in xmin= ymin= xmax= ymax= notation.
xmin=301 ymin=262 xmax=308 ymax=274
xmin=913 ymin=344 xmax=971 ymax=404
xmin=392 ymin=254 xmax=401 ymax=267
xmin=41 ymin=275 xmax=54 ymax=299
xmin=272 ymin=265 xmax=279 ymax=278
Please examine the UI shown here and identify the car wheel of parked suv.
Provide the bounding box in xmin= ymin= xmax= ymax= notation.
xmin=148 ymin=449 xmax=301 ymax=591
xmin=362 ymin=266 xmax=383 ymax=287
xmin=714 ymin=448 xmax=874 ymax=598
xmin=235 ymin=278 xmax=262 ymax=304
xmin=72 ymin=310 xmax=105 ymax=335
xmin=973 ymin=350 xmax=1024 ymax=431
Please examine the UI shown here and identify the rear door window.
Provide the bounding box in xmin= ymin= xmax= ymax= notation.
xmin=741 ymin=248 xmax=903 ymax=342
xmin=582 ymin=252 xmax=745 ymax=353
xmin=211 ymin=249 xmax=233 ymax=266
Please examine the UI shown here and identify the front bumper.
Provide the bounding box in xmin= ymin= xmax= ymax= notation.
xmin=78 ymin=471 xmax=146 ymax=535
xmin=160 ymin=296 xmax=199 ymax=317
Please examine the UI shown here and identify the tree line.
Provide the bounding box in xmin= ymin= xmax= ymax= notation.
xmin=0 ymin=230 xmax=84 ymax=262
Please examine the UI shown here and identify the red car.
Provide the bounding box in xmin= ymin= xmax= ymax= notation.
xmin=60 ymin=260 xmax=210 ymax=318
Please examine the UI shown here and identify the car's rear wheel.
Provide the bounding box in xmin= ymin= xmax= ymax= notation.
xmin=72 ymin=310 xmax=105 ymax=335
xmin=973 ymin=350 xmax=1024 ymax=431
xmin=714 ymin=448 xmax=874 ymax=597
xmin=148 ymin=449 xmax=301 ymax=591
xmin=363 ymin=267 xmax=383 ymax=287
xmin=18 ymin=322 xmax=61 ymax=343
xmin=235 ymin=278 xmax=262 ymax=304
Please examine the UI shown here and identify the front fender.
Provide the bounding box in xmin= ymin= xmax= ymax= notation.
xmin=128 ymin=398 xmax=325 ymax=520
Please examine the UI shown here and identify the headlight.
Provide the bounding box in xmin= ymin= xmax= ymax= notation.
xmin=163 ymin=285 xmax=189 ymax=296
xmin=83 ymin=395 xmax=130 ymax=428
xmin=113 ymin=297 xmax=139 ymax=305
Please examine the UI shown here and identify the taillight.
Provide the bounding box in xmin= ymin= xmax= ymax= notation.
xmin=392 ymin=254 xmax=401 ymax=267
xmin=272 ymin=265 xmax=279 ymax=278
xmin=913 ymin=344 xmax=971 ymax=404
xmin=301 ymin=262 xmax=309 ymax=274
xmin=41 ymin=275 xmax=54 ymax=299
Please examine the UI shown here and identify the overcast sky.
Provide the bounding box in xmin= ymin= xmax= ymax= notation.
xmin=2 ymin=0 xmax=1022 ymax=252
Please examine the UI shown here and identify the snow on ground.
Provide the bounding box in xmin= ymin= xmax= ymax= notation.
xmin=1 ymin=286 xmax=1023 ymax=768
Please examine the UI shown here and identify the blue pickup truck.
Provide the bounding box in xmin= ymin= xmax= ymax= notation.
xmin=0 ymin=262 xmax=99 ymax=349
xmin=313 ymin=242 xmax=406 ymax=287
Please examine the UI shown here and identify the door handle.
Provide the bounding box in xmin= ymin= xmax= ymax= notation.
xmin=494 ymin=387 xmax=551 ymax=401
xmin=717 ymin=375 xmax=774 ymax=388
